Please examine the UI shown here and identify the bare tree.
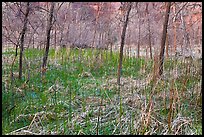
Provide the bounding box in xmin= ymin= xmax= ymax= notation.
xmin=117 ymin=2 xmax=132 ymax=85
xmin=19 ymin=2 xmax=30 ymax=80
xmin=147 ymin=17 xmax=153 ymax=59
xmin=173 ymin=3 xmax=178 ymax=53
xmin=42 ymin=2 xmax=55 ymax=73
xmin=145 ymin=3 xmax=152 ymax=59
xmin=158 ymin=2 xmax=171 ymax=76
xmin=165 ymin=33 xmax=169 ymax=58
xmin=147 ymin=13 xmax=152 ymax=59
xmin=137 ymin=8 xmax=141 ymax=58
xmin=181 ymin=6 xmax=190 ymax=53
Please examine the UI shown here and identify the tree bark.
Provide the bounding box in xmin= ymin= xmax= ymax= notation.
xmin=148 ymin=18 xmax=153 ymax=59
xmin=54 ymin=23 xmax=57 ymax=49
xmin=159 ymin=2 xmax=171 ymax=76
xmin=173 ymin=3 xmax=177 ymax=53
xmin=42 ymin=2 xmax=55 ymax=72
xmin=19 ymin=2 xmax=30 ymax=80
xmin=166 ymin=33 xmax=169 ymax=58
xmin=137 ymin=13 xmax=141 ymax=58
xmin=181 ymin=9 xmax=190 ymax=53
xmin=117 ymin=2 xmax=132 ymax=85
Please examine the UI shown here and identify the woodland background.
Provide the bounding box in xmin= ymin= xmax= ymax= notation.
xmin=2 ymin=2 xmax=202 ymax=135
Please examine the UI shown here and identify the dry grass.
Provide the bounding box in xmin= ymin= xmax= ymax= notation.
xmin=3 ymin=48 xmax=201 ymax=135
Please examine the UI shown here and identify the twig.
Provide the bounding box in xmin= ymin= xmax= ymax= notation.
xmin=28 ymin=113 xmax=37 ymax=129
xmin=20 ymin=130 xmax=40 ymax=135
xmin=6 ymin=126 xmax=29 ymax=135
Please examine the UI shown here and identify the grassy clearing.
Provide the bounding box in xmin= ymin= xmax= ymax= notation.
xmin=2 ymin=47 xmax=202 ymax=135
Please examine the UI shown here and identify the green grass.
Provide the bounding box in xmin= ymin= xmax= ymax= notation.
xmin=2 ymin=48 xmax=143 ymax=134
xmin=2 ymin=47 xmax=202 ymax=135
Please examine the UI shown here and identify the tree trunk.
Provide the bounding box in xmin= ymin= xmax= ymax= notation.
xmin=159 ymin=2 xmax=171 ymax=76
xmin=173 ymin=3 xmax=177 ymax=53
xmin=54 ymin=23 xmax=57 ymax=49
xmin=42 ymin=2 xmax=55 ymax=72
xmin=181 ymin=9 xmax=190 ymax=53
xmin=173 ymin=24 xmax=177 ymax=53
xmin=148 ymin=18 xmax=153 ymax=59
xmin=19 ymin=2 xmax=30 ymax=80
xmin=166 ymin=33 xmax=169 ymax=58
xmin=117 ymin=2 xmax=132 ymax=85
xmin=137 ymin=13 xmax=141 ymax=58
xmin=32 ymin=36 xmax=35 ymax=49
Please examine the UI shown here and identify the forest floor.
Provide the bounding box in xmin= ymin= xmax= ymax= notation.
xmin=2 ymin=47 xmax=202 ymax=135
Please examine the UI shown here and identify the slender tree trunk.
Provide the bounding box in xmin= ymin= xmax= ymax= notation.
xmin=42 ymin=2 xmax=55 ymax=72
xmin=78 ymin=22 xmax=82 ymax=63
xmin=107 ymin=29 xmax=113 ymax=58
xmin=19 ymin=2 xmax=30 ymax=80
xmin=166 ymin=33 xmax=169 ymax=58
xmin=91 ymin=3 xmax=100 ymax=53
xmin=117 ymin=2 xmax=132 ymax=85
xmin=100 ymin=32 xmax=104 ymax=60
xmin=137 ymin=14 xmax=141 ymax=58
xmin=173 ymin=3 xmax=177 ymax=53
xmin=32 ymin=36 xmax=35 ymax=49
xmin=54 ymin=24 xmax=57 ymax=49
xmin=148 ymin=18 xmax=153 ymax=59
xmin=198 ymin=26 xmax=201 ymax=46
xmin=173 ymin=24 xmax=177 ymax=53
xmin=181 ymin=9 xmax=190 ymax=53
xmin=159 ymin=2 xmax=171 ymax=76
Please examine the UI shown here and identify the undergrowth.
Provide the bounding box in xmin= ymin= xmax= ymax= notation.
xmin=2 ymin=47 xmax=202 ymax=135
